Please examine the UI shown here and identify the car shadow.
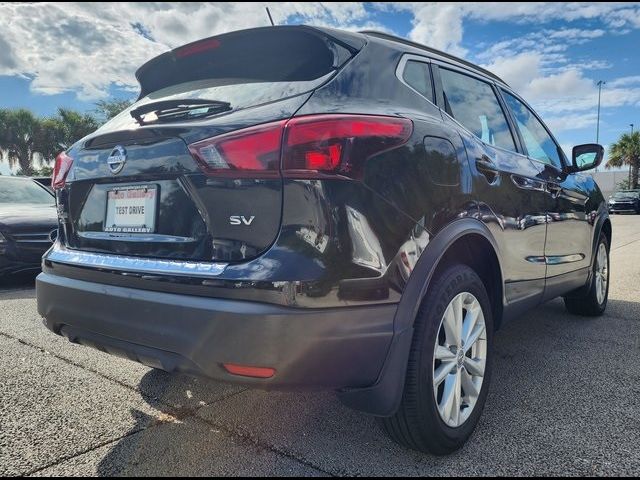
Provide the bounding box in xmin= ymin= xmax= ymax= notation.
xmin=94 ymin=296 xmax=640 ymax=476
xmin=94 ymin=369 xmax=295 ymax=476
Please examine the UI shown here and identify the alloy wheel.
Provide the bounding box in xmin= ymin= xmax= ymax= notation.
xmin=432 ymin=292 xmax=487 ymax=428
xmin=595 ymin=242 xmax=608 ymax=305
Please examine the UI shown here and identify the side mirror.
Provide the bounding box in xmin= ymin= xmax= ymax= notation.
xmin=570 ymin=143 xmax=604 ymax=172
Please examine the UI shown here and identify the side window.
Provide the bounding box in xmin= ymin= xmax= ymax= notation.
xmin=402 ymin=60 xmax=434 ymax=102
xmin=439 ymin=68 xmax=516 ymax=152
xmin=502 ymin=91 xmax=563 ymax=169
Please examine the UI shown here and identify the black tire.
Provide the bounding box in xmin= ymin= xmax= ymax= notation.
xmin=564 ymin=233 xmax=609 ymax=316
xmin=380 ymin=264 xmax=494 ymax=455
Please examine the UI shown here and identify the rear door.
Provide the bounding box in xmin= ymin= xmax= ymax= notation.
xmin=434 ymin=64 xmax=548 ymax=306
xmin=499 ymin=90 xmax=593 ymax=286
xmin=60 ymin=27 xmax=359 ymax=263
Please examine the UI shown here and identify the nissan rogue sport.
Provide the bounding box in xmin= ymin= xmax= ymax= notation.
xmin=37 ymin=26 xmax=611 ymax=454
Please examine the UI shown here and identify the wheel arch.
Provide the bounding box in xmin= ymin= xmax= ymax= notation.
xmin=338 ymin=218 xmax=505 ymax=416
xmin=575 ymin=212 xmax=612 ymax=296
xmin=601 ymin=216 xmax=612 ymax=251
xmin=413 ymin=231 xmax=503 ymax=331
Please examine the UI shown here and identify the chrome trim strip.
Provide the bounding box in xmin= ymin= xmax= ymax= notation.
xmin=546 ymin=254 xmax=585 ymax=265
xmin=77 ymin=231 xmax=197 ymax=243
xmin=46 ymin=243 xmax=228 ymax=277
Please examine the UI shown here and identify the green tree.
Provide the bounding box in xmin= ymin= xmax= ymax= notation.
xmin=95 ymin=99 xmax=133 ymax=122
xmin=33 ymin=165 xmax=53 ymax=177
xmin=33 ymin=117 xmax=66 ymax=164
xmin=606 ymin=131 xmax=640 ymax=189
xmin=0 ymin=107 xmax=99 ymax=174
xmin=0 ymin=109 xmax=42 ymax=175
xmin=55 ymin=108 xmax=99 ymax=147
xmin=615 ymin=178 xmax=631 ymax=190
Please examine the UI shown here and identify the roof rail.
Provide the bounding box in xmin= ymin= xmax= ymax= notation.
xmin=359 ymin=30 xmax=507 ymax=86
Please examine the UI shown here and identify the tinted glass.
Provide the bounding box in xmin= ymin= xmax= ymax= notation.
xmin=403 ymin=61 xmax=433 ymax=101
xmin=0 ymin=178 xmax=54 ymax=204
xmin=439 ymin=68 xmax=515 ymax=151
xmin=138 ymin=29 xmax=350 ymax=97
xmin=502 ymin=91 xmax=562 ymax=168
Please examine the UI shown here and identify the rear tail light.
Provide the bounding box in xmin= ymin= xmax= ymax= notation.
xmin=188 ymin=121 xmax=285 ymax=178
xmin=283 ymin=115 xmax=413 ymax=178
xmin=188 ymin=115 xmax=412 ymax=180
xmin=51 ymin=151 xmax=74 ymax=190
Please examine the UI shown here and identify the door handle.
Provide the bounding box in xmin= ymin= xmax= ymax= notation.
xmin=511 ymin=175 xmax=545 ymax=192
xmin=475 ymin=155 xmax=499 ymax=184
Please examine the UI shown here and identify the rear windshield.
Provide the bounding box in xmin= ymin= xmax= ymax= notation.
xmin=0 ymin=178 xmax=54 ymax=204
xmin=96 ymin=28 xmax=356 ymax=131
xmin=136 ymin=27 xmax=354 ymax=97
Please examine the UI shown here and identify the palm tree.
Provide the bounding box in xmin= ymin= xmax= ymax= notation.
xmin=0 ymin=109 xmax=41 ymax=175
xmin=0 ymin=108 xmax=99 ymax=175
xmin=606 ymin=131 xmax=640 ymax=189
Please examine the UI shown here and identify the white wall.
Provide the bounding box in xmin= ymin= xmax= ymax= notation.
xmin=587 ymin=170 xmax=631 ymax=199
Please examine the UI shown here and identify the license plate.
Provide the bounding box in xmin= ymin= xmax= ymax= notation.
xmin=104 ymin=185 xmax=158 ymax=233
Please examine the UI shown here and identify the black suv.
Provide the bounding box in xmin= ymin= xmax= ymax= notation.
xmin=37 ymin=26 xmax=611 ymax=454
xmin=608 ymin=190 xmax=640 ymax=214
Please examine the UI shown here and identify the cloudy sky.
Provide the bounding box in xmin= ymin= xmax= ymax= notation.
xmin=1 ymin=2 xmax=639 ymax=157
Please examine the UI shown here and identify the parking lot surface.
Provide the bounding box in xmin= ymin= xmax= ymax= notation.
xmin=1 ymin=215 xmax=639 ymax=476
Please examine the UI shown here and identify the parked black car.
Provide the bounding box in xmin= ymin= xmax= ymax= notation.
xmin=608 ymin=189 xmax=640 ymax=214
xmin=0 ymin=177 xmax=57 ymax=276
xmin=37 ymin=26 xmax=611 ymax=454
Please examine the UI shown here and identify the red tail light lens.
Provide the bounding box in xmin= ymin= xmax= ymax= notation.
xmin=223 ymin=363 xmax=276 ymax=379
xmin=188 ymin=121 xmax=285 ymax=178
xmin=51 ymin=151 xmax=74 ymax=190
xmin=283 ymin=115 xmax=413 ymax=178
xmin=188 ymin=115 xmax=412 ymax=180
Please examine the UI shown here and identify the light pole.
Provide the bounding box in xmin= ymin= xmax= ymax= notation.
xmin=629 ymin=124 xmax=634 ymax=188
xmin=595 ymin=80 xmax=605 ymax=172
xmin=596 ymin=80 xmax=605 ymax=144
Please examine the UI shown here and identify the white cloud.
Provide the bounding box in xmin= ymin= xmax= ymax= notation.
xmin=0 ymin=0 xmax=639 ymax=114
xmin=404 ymin=3 xmax=467 ymax=56
xmin=481 ymin=52 xmax=543 ymax=92
xmin=0 ymin=2 xmax=385 ymax=100
xmin=608 ymin=76 xmax=640 ymax=87
xmin=392 ymin=2 xmax=639 ymax=56
xmin=526 ymin=69 xmax=593 ymax=100
xmin=482 ymin=49 xmax=640 ymax=135
xmin=547 ymin=28 xmax=605 ymax=40
xmin=545 ymin=113 xmax=598 ymax=133
xmin=0 ymin=3 xmax=165 ymax=99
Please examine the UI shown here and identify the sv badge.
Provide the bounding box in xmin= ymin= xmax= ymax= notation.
xmin=229 ymin=215 xmax=255 ymax=226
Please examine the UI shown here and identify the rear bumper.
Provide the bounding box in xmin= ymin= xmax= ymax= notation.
xmin=36 ymin=272 xmax=396 ymax=390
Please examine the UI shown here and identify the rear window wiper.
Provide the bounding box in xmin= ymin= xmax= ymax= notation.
xmin=130 ymin=99 xmax=232 ymax=124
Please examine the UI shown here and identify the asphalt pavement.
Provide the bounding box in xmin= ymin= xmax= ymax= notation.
xmin=1 ymin=215 xmax=639 ymax=476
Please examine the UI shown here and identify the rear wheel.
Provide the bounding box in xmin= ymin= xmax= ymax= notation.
xmin=380 ymin=264 xmax=493 ymax=455
xmin=564 ymin=233 xmax=609 ymax=316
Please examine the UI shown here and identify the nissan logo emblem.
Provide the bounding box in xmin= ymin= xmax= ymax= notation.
xmin=107 ymin=145 xmax=127 ymax=174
